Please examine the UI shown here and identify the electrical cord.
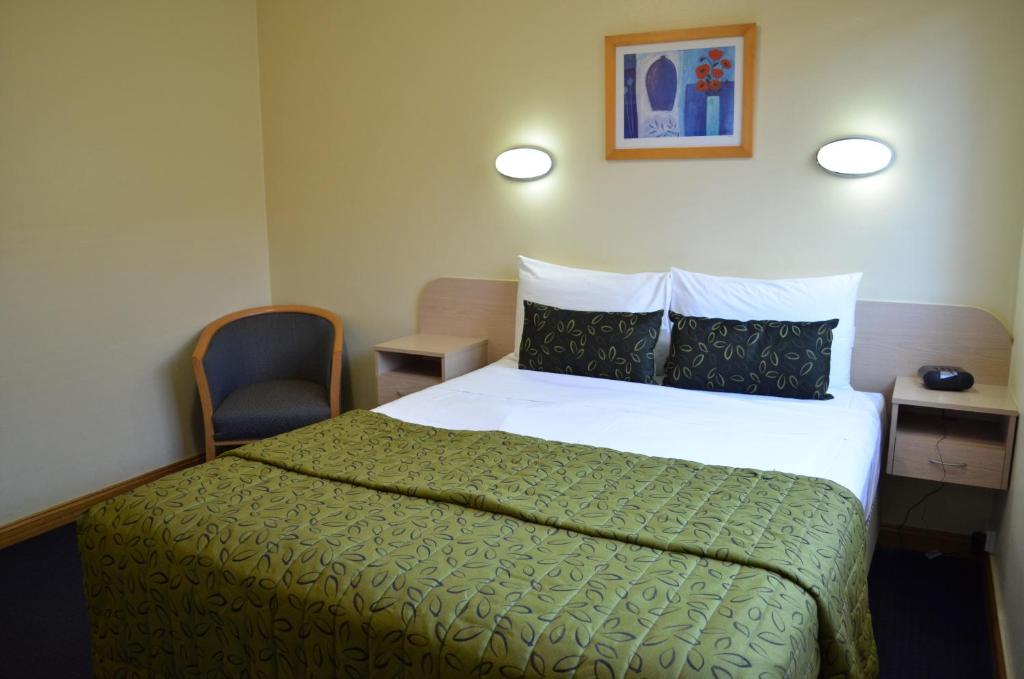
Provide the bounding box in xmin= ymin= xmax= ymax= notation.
xmin=896 ymin=410 xmax=950 ymax=549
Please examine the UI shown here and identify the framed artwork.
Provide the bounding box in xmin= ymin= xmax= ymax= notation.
xmin=605 ymin=24 xmax=757 ymax=160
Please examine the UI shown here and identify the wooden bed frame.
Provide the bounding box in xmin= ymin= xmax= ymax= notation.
xmin=419 ymin=277 xmax=1013 ymax=395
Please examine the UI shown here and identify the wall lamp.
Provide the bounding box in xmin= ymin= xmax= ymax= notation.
xmin=816 ymin=137 xmax=894 ymax=177
xmin=495 ymin=146 xmax=553 ymax=180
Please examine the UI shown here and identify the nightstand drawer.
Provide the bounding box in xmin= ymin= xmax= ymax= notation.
xmin=377 ymin=371 xmax=440 ymax=405
xmin=892 ymin=426 xmax=1007 ymax=490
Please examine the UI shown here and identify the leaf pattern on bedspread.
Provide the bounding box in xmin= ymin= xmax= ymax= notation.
xmin=78 ymin=410 xmax=878 ymax=679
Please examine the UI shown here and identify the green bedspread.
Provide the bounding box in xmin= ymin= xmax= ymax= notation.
xmin=79 ymin=410 xmax=877 ymax=678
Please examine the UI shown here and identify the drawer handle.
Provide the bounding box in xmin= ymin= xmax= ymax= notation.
xmin=928 ymin=459 xmax=967 ymax=469
xmin=394 ymin=389 xmax=411 ymax=397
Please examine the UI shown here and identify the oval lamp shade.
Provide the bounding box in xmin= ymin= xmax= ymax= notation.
xmin=816 ymin=137 xmax=894 ymax=177
xmin=495 ymin=147 xmax=553 ymax=180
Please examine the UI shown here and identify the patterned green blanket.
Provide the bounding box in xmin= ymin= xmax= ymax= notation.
xmin=79 ymin=410 xmax=877 ymax=678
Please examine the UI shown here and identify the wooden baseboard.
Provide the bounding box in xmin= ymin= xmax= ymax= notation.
xmin=0 ymin=455 xmax=202 ymax=550
xmin=984 ymin=555 xmax=1008 ymax=679
xmin=876 ymin=524 xmax=974 ymax=556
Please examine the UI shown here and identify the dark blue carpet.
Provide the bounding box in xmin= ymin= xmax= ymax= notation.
xmin=0 ymin=523 xmax=91 ymax=678
xmin=0 ymin=526 xmax=997 ymax=678
xmin=868 ymin=548 xmax=996 ymax=678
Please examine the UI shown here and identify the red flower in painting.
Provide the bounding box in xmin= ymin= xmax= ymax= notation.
xmin=695 ymin=48 xmax=733 ymax=95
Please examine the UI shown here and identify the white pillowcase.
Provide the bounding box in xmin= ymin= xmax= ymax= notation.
xmin=670 ymin=268 xmax=862 ymax=390
xmin=514 ymin=256 xmax=672 ymax=368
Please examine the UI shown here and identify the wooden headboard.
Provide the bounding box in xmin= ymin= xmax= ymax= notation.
xmin=418 ymin=277 xmax=1012 ymax=396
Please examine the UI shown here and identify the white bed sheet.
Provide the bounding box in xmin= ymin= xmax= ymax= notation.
xmin=375 ymin=356 xmax=884 ymax=512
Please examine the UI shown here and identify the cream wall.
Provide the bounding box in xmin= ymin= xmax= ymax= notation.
xmin=257 ymin=0 xmax=1024 ymax=412
xmin=0 ymin=0 xmax=271 ymax=524
xmin=996 ymin=232 xmax=1024 ymax=677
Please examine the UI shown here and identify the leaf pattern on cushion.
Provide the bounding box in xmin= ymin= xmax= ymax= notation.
xmin=518 ymin=301 xmax=662 ymax=384
xmin=664 ymin=312 xmax=838 ymax=400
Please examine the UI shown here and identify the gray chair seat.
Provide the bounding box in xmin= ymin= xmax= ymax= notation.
xmin=213 ymin=379 xmax=330 ymax=441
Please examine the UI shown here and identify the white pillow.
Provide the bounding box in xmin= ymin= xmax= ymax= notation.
xmin=514 ymin=256 xmax=671 ymax=369
xmin=670 ymin=268 xmax=862 ymax=390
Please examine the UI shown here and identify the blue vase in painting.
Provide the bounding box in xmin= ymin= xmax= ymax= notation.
xmin=645 ymin=56 xmax=677 ymax=111
xmin=705 ymin=96 xmax=720 ymax=136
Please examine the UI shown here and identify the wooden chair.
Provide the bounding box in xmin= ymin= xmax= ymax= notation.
xmin=192 ymin=305 xmax=343 ymax=461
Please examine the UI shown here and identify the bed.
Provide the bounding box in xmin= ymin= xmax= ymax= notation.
xmin=78 ymin=273 xmax=1012 ymax=679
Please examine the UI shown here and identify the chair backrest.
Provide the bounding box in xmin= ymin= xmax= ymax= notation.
xmin=201 ymin=310 xmax=336 ymax=408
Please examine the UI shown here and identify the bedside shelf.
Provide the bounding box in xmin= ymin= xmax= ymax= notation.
xmin=887 ymin=376 xmax=1018 ymax=490
xmin=374 ymin=334 xmax=487 ymax=406
xmin=896 ymin=408 xmax=1007 ymax=446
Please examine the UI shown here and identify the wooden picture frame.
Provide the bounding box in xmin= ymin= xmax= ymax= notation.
xmin=605 ymin=24 xmax=757 ymax=160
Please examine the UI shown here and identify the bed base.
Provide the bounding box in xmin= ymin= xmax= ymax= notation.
xmin=866 ymin=497 xmax=880 ymax=571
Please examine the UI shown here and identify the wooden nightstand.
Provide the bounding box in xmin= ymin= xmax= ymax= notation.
xmin=374 ymin=334 xmax=487 ymax=406
xmin=887 ymin=376 xmax=1018 ymax=490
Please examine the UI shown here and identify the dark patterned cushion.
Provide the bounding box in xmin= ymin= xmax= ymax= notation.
xmin=663 ymin=312 xmax=838 ymax=400
xmin=518 ymin=301 xmax=663 ymax=384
